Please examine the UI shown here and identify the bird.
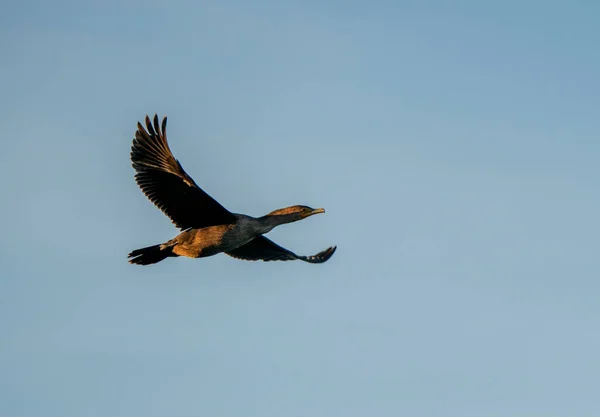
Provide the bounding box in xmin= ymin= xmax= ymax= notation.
xmin=128 ymin=114 xmax=336 ymax=266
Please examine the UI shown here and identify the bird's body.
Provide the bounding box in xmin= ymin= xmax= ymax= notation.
xmin=164 ymin=215 xmax=273 ymax=259
xmin=167 ymin=223 xmax=239 ymax=259
xmin=128 ymin=115 xmax=336 ymax=266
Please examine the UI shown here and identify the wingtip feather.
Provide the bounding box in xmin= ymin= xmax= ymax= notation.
xmin=153 ymin=114 xmax=161 ymax=136
xmin=145 ymin=115 xmax=155 ymax=136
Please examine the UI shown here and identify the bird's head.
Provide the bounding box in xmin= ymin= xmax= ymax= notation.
xmin=267 ymin=205 xmax=325 ymax=220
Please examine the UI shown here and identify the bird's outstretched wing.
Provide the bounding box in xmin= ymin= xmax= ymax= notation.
xmin=226 ymin=236 xmax=336 ymax=264
xmin=131 ymin=114 xmax=236 ymax=230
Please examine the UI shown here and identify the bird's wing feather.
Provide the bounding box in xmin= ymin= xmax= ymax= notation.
xmin=131 ymin=114 xmax=236 ymax=230
xmin=226 ymin=236 xmax=336 ymax=264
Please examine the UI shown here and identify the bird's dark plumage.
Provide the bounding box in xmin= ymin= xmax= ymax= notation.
xmin=128 ymin=114 xmax=336 ymax=266
xmin=226 ymin=236 xmax=337 ymax=263
xmin=131 ymin=115 xmax=236 ymax=230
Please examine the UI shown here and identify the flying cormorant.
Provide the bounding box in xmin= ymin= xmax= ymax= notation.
xmin=128 ymin=115 xmax=336 ymax=266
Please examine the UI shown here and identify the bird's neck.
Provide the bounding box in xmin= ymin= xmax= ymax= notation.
xmin=256 ymin=213 xmax=299 ymax=234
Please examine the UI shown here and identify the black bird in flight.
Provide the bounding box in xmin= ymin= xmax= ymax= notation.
xmin=128 ymin=115 xmax=336 ymax=265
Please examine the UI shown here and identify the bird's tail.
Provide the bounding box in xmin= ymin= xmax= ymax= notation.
xmin=128 ymin=243 xmax=174 ymax=265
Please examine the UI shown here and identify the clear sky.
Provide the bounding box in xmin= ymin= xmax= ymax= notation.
xmin=1 ymin=0 xmax=599 ymax=416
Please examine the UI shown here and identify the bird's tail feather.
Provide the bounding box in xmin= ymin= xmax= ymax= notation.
xmin=128 ymin=244 xmax=173 ymax=265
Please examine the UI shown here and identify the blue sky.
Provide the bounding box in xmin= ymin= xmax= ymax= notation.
xmin=1 ymin=0 xmax=599 ymax=416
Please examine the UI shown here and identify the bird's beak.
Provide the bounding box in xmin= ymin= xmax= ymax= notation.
xmin=311 ymin=208 xmax=326 ymax=215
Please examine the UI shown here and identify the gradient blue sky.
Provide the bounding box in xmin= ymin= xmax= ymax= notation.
xmin=1 ymin=0 xmax=599 ymax=416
